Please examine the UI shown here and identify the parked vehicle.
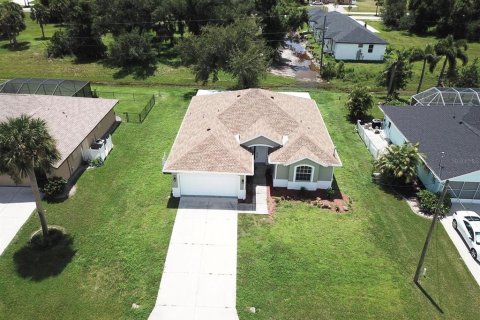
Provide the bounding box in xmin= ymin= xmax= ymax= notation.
xmin=452 ymin=211 xmax=480 ymax=260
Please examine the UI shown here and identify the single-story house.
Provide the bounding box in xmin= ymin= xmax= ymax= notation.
xmin=380 ymin=104 xmax=480 ymax=203
xmin=0 ymin=94 xmax=118 ymax=186
xmin=162 ymin=89 xmax=342 ymax=199
xmin=308 ymin=10 xmax=388 ymax=61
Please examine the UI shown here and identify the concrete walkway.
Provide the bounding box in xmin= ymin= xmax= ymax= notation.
xmin=149 ymin=197 xmax=239 ymax=320
xmin=0 ymin=187 xmax=35 ymax=255
xmin=237 ymin=165 xmax=269 ymax=215
xmin=441 ymin=216 xmax=480 ymax=287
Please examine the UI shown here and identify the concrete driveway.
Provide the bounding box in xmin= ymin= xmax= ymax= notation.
xmin=441 ymin=215 xmax=480 ymax=287
xmin=149 ymin=197 xmax=239 ymax=320
xmin=0 ymin=187 xmax=36 ymax=255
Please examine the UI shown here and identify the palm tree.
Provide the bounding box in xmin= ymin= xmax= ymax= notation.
xmin=434 ymin=35 xmax=468 ymax=86
xmin=30 ymin=3 xmax=49 ymax=39
xmin=375 ymin=143 xmax=423 ymax=185
xmin=0 ymin=115 xmax=60 ymax=240
xmin=410 ymin=44 xmax=441 ymax=93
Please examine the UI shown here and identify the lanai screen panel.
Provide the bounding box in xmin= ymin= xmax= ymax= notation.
xmin=413 ymin=87 xmax=480 ymax=106
xmin=0 ymin=78 xmax=91 ymax=97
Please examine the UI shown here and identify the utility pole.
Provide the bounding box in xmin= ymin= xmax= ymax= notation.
xmin=414 ymin=180 xmax=450 ymax=284
xmin=319 ymin=15 xmax=327 ymax=68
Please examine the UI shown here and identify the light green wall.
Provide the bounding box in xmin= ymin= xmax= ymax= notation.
xmin=276 ymin=164 xmax=289 ymax=179
xmin=276 ymin=159 xmax=333 ymax=182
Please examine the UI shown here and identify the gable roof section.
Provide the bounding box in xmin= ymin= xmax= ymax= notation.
xmin=0 ymin=94 xmax=118 ymax=168
xmin=380 ymin=105 xmax=480 ymax=180
xmin=308 ymin=10 xmax=388 ymax=45
xmin=163 ymin=89 xmax=341 ymax=175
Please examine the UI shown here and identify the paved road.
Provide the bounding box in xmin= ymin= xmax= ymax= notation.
xmin=0 ymin=187 xmax=35 ymax=255
xmin=149 ymin=197 xmax=239 ymax=320
xmin=441 ymin=216 xmax=480 ymax=287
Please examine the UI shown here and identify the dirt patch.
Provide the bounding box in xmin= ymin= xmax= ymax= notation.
xmin=269 ymin=188 xmax=351 ymax=213
xmin=270 ymin=41 xmax=320 ymax=83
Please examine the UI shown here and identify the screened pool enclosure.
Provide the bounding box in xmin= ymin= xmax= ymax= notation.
xmin=0 ymin=78 xmax=93 ymax=97
xmin=412 ymin=87 xmax=480 ymax=106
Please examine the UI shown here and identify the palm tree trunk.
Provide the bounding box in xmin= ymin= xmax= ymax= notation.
xmin=376 ymin=4 xmax=378 ymax=16
xmin=27 ymin=167 xmax=49 ymax=240
xmin=437 ymin=57 xmax=448 ymax=87
xmin=40 ymin=23 xmax=45 ymax=39
xmin=417 ymin=58 xmax=427 ymax=94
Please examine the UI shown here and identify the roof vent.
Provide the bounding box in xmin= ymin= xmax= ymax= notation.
xmin=459 ymin=121 xmax=463 ymax=124
xmin=207 ymin=128 xmax=211 ymax=131
xmin=237 ymin=94 xmax=241 ymax=98
xmin=271 ymin=96 xmax=274 ymax=99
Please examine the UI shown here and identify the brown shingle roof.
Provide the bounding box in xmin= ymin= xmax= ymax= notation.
xmin=0 ymin=94 xmax=118 ymax=168
xmin=163 ymin=89 xmax=341 ymax=175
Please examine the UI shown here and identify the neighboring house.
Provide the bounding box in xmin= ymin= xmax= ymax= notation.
xmin=163 ymin=89 xmax=342 ymax=199
xmin=308 ymin=10 xmax=388 ymax=61
xmin=0 ymin=94 xmax=118 ymax=186
xmin=380 ymin=104 xmax=480 ymax=203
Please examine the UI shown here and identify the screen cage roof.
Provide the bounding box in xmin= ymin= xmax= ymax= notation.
xmin=412 ymin=87 xmax=480 ymax=106
xmin=0 ymin=78 xmax=92 ymax=97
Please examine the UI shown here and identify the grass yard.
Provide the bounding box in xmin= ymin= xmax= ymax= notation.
xmin=93 ymin=85 xmax=161 ymax=115
xmin=0 ymin=19 xmax=295 ymax=88
xmin=0 ymin=86 xmax=195 ymax=320
xmin=236 ymin=91 xmax=480 ymax=319
xmin=351 ymin=0 xmax=379 ymax=13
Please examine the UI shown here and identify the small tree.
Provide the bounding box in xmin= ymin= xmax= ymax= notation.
xmin=30 ymin=3 xmax=49 ymax=39
xmin=378 ymin=49 xmax=413 ymax=98
xmin=0 ymin=115 xmax=60 ymax=241
xmin=454 ymin=58 xmax=479 ymax=88
xmin=417 ymin=189 xmax=451 ymax=215
xmin=320 ymin=61 xmax=337 ymax=81
xmin=375 ymin=143 xmax=422 ymax=185
xmin=0 ymin=2 xmax=26 ymax=48
xmin=228 ymin=46 xmax=269 ymax=89
xmin=346 ymin=87 xmax=374 ymax=119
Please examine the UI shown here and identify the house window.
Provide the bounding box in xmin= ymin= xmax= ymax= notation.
xmin=368 ymin=44 xmax=374 ymax=53
xmin=358 ymin=44 xmax=363 ymax=48
xmin=295 ymin=165 xmax=313 ymax=182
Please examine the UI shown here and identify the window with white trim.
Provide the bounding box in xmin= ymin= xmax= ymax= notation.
xmin=295 ymin=166 xmax=313 ymax=182
xmin=368 ymin=44 xmax=374 ymax=53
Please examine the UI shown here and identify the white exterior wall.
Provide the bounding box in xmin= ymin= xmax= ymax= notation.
xmin=333 ymin=43 xmax=386 ymax=61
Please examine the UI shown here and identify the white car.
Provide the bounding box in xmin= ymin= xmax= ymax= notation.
xmin=452 ymin=210 xmax=480 ymax=260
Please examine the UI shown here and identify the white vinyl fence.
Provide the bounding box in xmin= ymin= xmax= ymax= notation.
xmin=356 ymin=120 xmax=387 ymax=160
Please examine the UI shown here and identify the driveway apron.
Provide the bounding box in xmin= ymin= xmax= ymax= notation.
xmin=149 ymin=197 xmax=239 ymax=320
xmin=0 ymin=187 xmax=36 ymax=255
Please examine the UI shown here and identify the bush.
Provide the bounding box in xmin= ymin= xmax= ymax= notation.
xmin=41 ymin=176 xmax=67 ymax=199
xmin=320 ymin=61 xmax=337 ymax=81
xmin=417 ymin=189 xmax=451 ymax=215
xmin=336 ymin=61 xmax=345 ymax=79
xmin=47 ymin=30 xmax=70 ymax=57
xmin=89 ymin=157 xmax=104 ymax=167
xmin=326 ymin=187 xmax=335 ymax=199
xmin=345 ymin=87 xmax=374 ymax=119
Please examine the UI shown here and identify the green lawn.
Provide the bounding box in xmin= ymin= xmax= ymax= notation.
xmin=0 ymin=87 xmax=194 ymax=320
xmin=93 ymin=85 xmax=160 ymax=115
xmin=351 ymin=0 xmax=379 ymax=13
xmin=236 ymin=91 xmax=480 ymax=319
xmin=0 ymin=19 xmax=295 ymax=88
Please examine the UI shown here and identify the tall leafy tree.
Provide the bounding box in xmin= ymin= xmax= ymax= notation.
xmin=378 ymin=49 xmax=413 ymax=97
xmin=0 ymin=115 xmax=60 ymax=241
xmin=0 ymin=2 xmax=26 ymax=48
xmin=381 ymin=0 xmax=406 ymax=29
xmin=255 ymin=0 xmax=307 ymax=53
xmin=178 ymin=19 xmax=270 ymax=88
xmin=375 ymin=143 xmax=422 ymax=185
xmin=434 ymin=35 xmax=468 ymax=86
xmin=410 ymin=44 xmax=441 ymax=93
xmin=30 ymin=3 xmax=49 ymax=39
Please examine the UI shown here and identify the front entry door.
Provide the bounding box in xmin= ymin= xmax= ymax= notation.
xmin=254 ymin=146 xmax=268 ymax=164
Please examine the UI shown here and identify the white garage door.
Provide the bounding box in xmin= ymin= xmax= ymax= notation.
xmin=179 ymin=173 xmax=239 ymax=197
